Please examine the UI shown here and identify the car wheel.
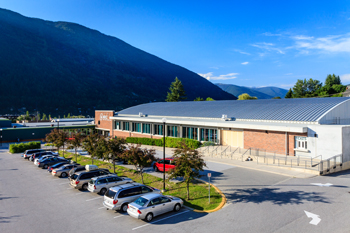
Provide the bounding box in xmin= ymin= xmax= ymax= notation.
xmin=100 ymin=188 xmax=107 ymax=195
xmin=174 ymin=204 xmax=181 ymax=212
xmin=154 ymin=166 xmax=159 ymax=172
xmin=121 ymin=203 xmax=128 ymax=212
xmin=82 ymin=183 xmax=88 ymax=191
xmin=145 ymin=213 xmax=153 ymax=222
xmin=61 ymin=172 xmax=67 ymax=178
xmin=43 ymin=165 xmax=48 ymax=169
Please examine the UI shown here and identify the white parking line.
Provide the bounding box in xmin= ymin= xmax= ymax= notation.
xmin=113 ymin=215 xmax=124 ymax=219
xmin=75 ymin=192 xmax=85 ymax=195
xmin=132 ymin=210 xmax=190 ymax=230
xmin=98 ymin=207 xmax=105 ymax=209
xmin=86 ymin=196 xmax=103 ymax=201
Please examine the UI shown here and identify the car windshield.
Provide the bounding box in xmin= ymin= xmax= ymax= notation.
xmin=71 ymin=174 xmax=78 ymax=180
xmin=89 ymin=180 xmax=94 ymax=184
xmin=105 ymin=189 xmax=117 ymax=199
xmin=134 ymin=197 xmax=148 ymax=207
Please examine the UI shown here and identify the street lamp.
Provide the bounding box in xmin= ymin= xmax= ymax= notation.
xmin=0 ymin=129 xmax=2 ymax=148
xmin=162 ymin=118 xmax=166 ymax=192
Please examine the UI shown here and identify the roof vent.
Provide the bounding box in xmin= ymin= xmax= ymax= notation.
xmin=222 ymin=114 xmax=233 ymax=121
xmin=139 ymin=112 xmax=147 ymax=117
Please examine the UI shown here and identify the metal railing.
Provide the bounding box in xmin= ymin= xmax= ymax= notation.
xmin=319 ymin=154 xmax=343 ymax=175
xmin=220 ymin=146 xmax=231 ymax=158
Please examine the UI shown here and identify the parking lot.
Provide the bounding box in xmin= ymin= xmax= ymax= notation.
xmin=2 ymin=148 xmax=350 ymax=233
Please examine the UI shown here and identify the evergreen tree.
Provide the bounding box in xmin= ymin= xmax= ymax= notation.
xmin=285 ymin=88 xmax=293 ymax=98
xmin=49 ymin=114 xmax=51 ymax=120
xmin=67 ymin=113 xmax=71 ymax=118
xmin=194 ymin=97 xmax=204 ymax=101
xmin=42 ymin=113 xmax=47 ymax=121
xmin=325 ymin=74 xmax=341 ymax=86
xmin=165 ymin=77 xmax=186 ymax=102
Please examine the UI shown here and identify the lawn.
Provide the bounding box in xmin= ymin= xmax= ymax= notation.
xmin=62 ymin=152 xmax=222 ymax=211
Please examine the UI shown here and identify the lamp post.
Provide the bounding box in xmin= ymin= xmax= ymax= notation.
xmin=0 ymin=129 xmax=3 ymax=148
xmin=162 ymin=118 xmax=166 ymax=192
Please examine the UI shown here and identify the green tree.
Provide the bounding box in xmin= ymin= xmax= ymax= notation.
xmin=67 ymin=113 xmax=71 ymax=118
xmin=206 ymin=97 xmax=215 ymax=101
xmin=56 ymin=130 xmax=69 ymax=158
xmin=165 ymin=77 xmax=186 ymax=102
xmin=194 ymin=97 xmax=204 ymax=101
xmin=106 ymin=138 xmax=127 ymax=174
xmin=82 ymin=134 xmax=106 ymax=164
xmin=67 ymin=132 xmax=84 ymax=162
xmin=332 ymin=84 xmax=346 ymax=94
xmin=26 ymin=111 xmax=29 ymax=117
xmin=325 ymin=74 xmax=341 ymax=86
xmin=167 ymin=143 xmax=206 ymax=200
xmin=49 ymin=114 xmax=51 ymax=120
xmin=285 ymin=88 xmax=293 ymax=98
xmin=42 ymin=113 xmax=47 ymax=121
xmin=292 ymin=79 xmax=322 ymax=98
xmin=123 ymin=144 xmax=156 ymax=184
xmin=238 ymin=93 xmax=258 ymax=100
xmin=272 ymin=97 xmax=281 ymax=99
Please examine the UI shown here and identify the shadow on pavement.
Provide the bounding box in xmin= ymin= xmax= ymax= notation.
xmin=0 ymin=215 xmax=21 ymax=223
xmin=324 ymin=169 xmax=350 ymax=178
xmin=225 ymin=188 xmax=330 ymax=205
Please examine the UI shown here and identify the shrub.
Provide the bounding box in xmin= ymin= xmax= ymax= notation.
xmin=126 ymin=137 xmax=201 ymax=149
xmin=9 ymin=141 xmax=41 ymax=153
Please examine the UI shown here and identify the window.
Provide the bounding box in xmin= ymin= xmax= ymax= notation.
xmin=142 ymin=123 xmax=151 ymax=134
xmin=158 ymin=160 xmax=164 ymax=164
xmin=123 ymin=122 xmax=130 ymax=131
xmin=141 ymin=186 xmax=152 ymax=194
xmin=200 ymin=129 xmax=217 ymax=142
xmin=164 ymin=160 xmax=171 ymax=164
xmin=295 ymin=136 xmax=307 ymax=150
xmin=97 ymin=178 xmax=107 ymax=184
xmin=150 ymin=198 xmax=161 ymax=206
xmin=132 ymin=123 xmax=142 ymax=132
xmin=154 ymin=124 xmax=163 ymax=135
xmin=183 ymin=127 xmax=198 ymax=140
xmin=115 ymin=121 xmax=121 ymax=130
xmin=160 ymin=197 xmax=171 ymax=203
xmin=167 ymin=125 xmax=178 ymax=137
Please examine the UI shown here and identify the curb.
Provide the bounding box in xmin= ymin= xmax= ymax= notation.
xmin=191 ymin=178 xmax=227 ymax=213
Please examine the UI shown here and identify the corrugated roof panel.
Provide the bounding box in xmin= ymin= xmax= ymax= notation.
xmin=117 ymin=97 xmax=350 ymax=122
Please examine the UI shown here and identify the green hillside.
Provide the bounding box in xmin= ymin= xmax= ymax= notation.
xmin=0 ymin=8 xmax=235 ymax=116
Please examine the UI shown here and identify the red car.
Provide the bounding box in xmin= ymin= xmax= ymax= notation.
xmin=153 ymin=158 xmax=176 ymax=172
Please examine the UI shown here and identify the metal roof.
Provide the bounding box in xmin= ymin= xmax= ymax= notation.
xmin=117 ymin=97 xmax=350 ymax=123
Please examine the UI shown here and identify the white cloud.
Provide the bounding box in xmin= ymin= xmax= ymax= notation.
xmin=294 ymin=34 xmax=350 ymax=53
xmin=341 ymin=74 xmax=350 ymax=82
xmin=292 ymin=35 xmax=314 ymax=40
xmin=198 ymin=72 xmax=238 ymax=80
xmin=251 ymin=42 xmax=285 ymax=54
xmin=241 ymin=62 xmax=249 ymax=65
xmin=262 ymin=32 xmax=282 ymax=37
xmin=233 ymin=49 xmax=251 ymax=55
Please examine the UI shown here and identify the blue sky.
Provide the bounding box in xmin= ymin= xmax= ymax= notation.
xmin=1 ymin=0 xmax=350 ymax=89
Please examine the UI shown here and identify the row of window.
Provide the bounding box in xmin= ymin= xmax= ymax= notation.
xmin=114 ymin=121 xmax=217 ymax=142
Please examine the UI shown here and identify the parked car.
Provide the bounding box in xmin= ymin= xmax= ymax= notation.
xmin=29 ymin=151 xmax=58 ymax=162
xmin=23 ymin=149 xmax=45 ymax=159
xmin=69 ymin=168 xmax=111 ymax=190
xmin=127 ymin=193 xmax=183 ymax=222
xmin=47 ymin=162 xmax=71 ymax=173
xmin=153 ymin=158 xmax=176 ymax=172
xmin=34 ymin=155 xmax=57 ymax=165
xmin=37 ymin=157 xmax=69 ymax=169
xmin=103 ymin=183 xmax=161 ymax=212
xmin=87 ymin=174 xmax=133 ymax=195
xmin=52 ymin=163 xmax=82 ymax=178
xmin=68 ymin=166 xmax=86 ymax=178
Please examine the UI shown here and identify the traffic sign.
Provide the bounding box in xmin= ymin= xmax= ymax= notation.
xmin=207 ymin=173 xmax=211 ymax=177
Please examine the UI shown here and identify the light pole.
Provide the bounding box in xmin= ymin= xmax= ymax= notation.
xmin=0 ymin=129 xmax=3 ymax=148
xmin=162 ymin=118 xmax=166 ymax=192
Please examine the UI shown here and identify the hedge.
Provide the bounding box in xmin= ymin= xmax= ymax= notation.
xmin=9 ymin=141 xmax=41 ymax=153
xmin=126 ymin=137 xmax=201 ymax=149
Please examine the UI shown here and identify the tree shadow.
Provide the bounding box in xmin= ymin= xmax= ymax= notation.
xmin=324 ymin=169 xmax=350 ymax=178
xmin=0 ymin=215 xmax=21 ymax=223
xmin=225 ymin=188 xmax=330 ymax=205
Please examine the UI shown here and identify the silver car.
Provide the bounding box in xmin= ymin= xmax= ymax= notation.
xmin=87 ymin=175 xmax=133 ymax=195
xmin=34 ymin=155 xmax=56 ymax=165
xmin=127 ymin=193 xmax=183 ymax=222
xmin=52 ymin=164 xmax=82 ymax=178
xmin=103 ymin=183 xmax=161 ymax=212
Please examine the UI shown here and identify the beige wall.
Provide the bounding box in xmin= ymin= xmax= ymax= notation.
xmin=221 ymin=129 xmax=243 ymax=147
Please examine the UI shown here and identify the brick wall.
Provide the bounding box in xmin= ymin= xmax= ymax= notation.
xmin=95 ymin=110 xmax=114 ymax=133
xmin=112 ymin=130 xmax=164 ymax=139
xmin=112 ymin=130 xmax=131 ymax=138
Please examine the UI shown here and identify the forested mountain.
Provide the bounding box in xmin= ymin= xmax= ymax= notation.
xmin=0 ymin=8 xmax=235 ymax=116
xmin=216 ymin=84 xmax=287 ymax=99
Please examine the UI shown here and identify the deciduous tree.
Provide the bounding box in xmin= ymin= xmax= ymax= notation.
xmin=107 ymin=138 xmax=127 ymax=174
xmin=237 ymin=93 xmax=258 ymax=100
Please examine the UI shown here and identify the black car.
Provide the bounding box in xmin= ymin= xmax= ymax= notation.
xmin=37 ymin=157 xmax=69 ymax=169
xmin=47 ymin=161 xmax=71 ymax=173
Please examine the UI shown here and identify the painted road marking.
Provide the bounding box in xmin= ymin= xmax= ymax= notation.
xmin=86 ymin=196 xmax=103 ymax=201
xmin=310 ymin=183 xmax=333 ymax=187
xmin=75 ymin=192 xmax=85 ymax=195
xmin=304 ymin=211 xmax=321 ymax=225
xmin=132 ymin=210 xmax=190 ymax=230
xmin=114 ymin=215 xmax=125 ymax=218
xmin=98 ymin=207 xmax=105 ymax=209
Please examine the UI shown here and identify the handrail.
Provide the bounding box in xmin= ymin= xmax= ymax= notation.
xmin=229 ymin=147 xmax=239 ymax=160
xmin=220 ymin=146 xmax=230 ymax=158
xmin=241 ymin=148 xmax=251 ymax=161
xmin=210 ymin=146 xmax=220 ymax=157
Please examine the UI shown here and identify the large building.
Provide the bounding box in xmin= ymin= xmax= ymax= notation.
xmin=95 ymin=98 xmax=350 ymax=161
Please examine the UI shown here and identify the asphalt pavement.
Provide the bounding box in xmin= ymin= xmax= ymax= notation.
xmin=1 ymin=148 xmax=350 ymax=233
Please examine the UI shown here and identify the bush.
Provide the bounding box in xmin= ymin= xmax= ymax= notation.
xmin=126 ymin=137 xmax=201 ymax=149
xmin=9 ymin=141 xmax=41 ymax=153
